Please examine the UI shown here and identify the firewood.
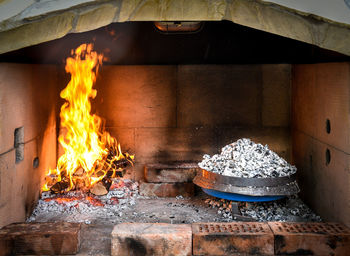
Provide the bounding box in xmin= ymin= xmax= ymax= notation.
xmin=75 ymin=179 xmax=87 ymax=191
xmin=96 ymin=170 xmax=105 ymax=177
xmin=90 ymin=182 xmax=108 ymax=196
xmin=112 ymin=158 xmax=131 ymax=169
xmin=50 ymin=181 xmax=69 ymax=193
xmin=102 ymin=177 xmax=112 ymax=191
xmin=115 ymin=169 xmax=126 ymax=177
xmin=74 ymin=167 xmax=84 ymax=176
xmin=45 ymin=174 xmax=59 ymax=187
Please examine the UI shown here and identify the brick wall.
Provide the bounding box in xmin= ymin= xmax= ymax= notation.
xmin=94 ymin=64 xmax=291 ymax=180
xmin=0 ymin=64 xmax=58 ymax=228
xmin=292 ymin=62 xmax=350 ymax=227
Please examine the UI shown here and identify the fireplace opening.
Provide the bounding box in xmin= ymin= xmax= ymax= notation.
xmin=1 ymin=17 xmax=350 ymax=255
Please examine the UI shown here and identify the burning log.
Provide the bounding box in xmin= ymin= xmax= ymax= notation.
xmin=90 ymin=182 xmax=108 ymax=196
xmin=115 ymin=169 xmax=126 ymax=177
xmin=41 ymin=44 xmax=134 ymax=194
xmin=90 ymin=176 xmax=113 ymax=196
xmin=112 ymin=157 xmax=132 ymax=169
xmin=74 ymin=178 xmax=90 ymax=192
xmin=44 ymin=174 xmax=59 ymax=189
xmin=74 ymin=167 xmax=84 ymax=176
xmin=50 ymin=181 xmax=69 ymax=194
xmin=48 ymin=158 xmax=133 ymax=194
xmin=101 ymin=177 xmax=112 ymax=190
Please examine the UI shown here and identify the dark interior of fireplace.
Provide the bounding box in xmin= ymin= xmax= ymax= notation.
xmin=1 ymin=21 xmax=348 ymax=65
xmin=1 ymin=20 xmax=350 ymax=255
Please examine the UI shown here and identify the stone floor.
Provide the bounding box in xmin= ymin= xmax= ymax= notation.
xmin=69 ymin=195 xmax=228 ymax=255
xmin=30 ymin=194 xmax=230 ymax=225
xmin=27 ymin=193 xmax=321 ymax=255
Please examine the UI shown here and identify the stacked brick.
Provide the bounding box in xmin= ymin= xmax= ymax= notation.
xmin=139 ymin=163 xmax=199 ymax=197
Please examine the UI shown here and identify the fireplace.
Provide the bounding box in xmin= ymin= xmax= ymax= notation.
xmin=1 ymin=1 xmax=350 ymax=255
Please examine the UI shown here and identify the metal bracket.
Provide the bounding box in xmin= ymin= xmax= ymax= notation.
xmin=231 ymin=202 xmax=255 ymax=221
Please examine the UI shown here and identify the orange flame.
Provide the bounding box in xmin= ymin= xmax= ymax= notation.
xmin=42 ymin=43 xmax=133 ymax=193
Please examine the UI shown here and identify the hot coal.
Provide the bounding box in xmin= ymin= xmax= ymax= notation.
xmin=205 ymin=195 xmax=322 ymax=222
xmin=199 ymin=138 xmax=296 ymax=178
xmin=27 ymin=179 xmax=139 ymax=224
xmin=28 ymin=177 xmax=321 ymax=225
xmin=27 ymin=187 xmax=228 ymax=225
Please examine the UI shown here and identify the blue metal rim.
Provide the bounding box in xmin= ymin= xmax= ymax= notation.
xmin=202 ymin=188 xmax=285 ymax=202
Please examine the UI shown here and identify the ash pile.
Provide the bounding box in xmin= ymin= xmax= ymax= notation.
xmin=205 ymin=196 xmax=322 ymax=222
xmin=27 ymin=179 xmax=139 ymax=224
xmin=197 ymin=138 xmax=321 ymax=222
xmin=199 ymin=138 xmax=296 ymax=178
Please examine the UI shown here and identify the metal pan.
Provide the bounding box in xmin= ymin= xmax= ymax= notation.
xmin=193 ymin=169 xmax=299 ymax=196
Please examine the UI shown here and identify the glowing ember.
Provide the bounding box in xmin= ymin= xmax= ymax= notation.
xmin=42 ymin=43 xmax=133 ymax=193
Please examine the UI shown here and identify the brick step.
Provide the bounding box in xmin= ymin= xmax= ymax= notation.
xmin=2 ymin=221 xmax=349 ymax=255
xmin=111 ymin=222 xmax=350 ymax=256
xmin=270 ymin=222 xmax=350 ymax=255
xmin=193 ymin=222 xmax=350 ymax=256
xmin=193 ymin=222 xmax=274 ymax=255
xmin=139 ymin=182 xmax=195 ymax=197
xmin=144 ymin=163 xmax=199 ymax=183
xmin=0 ymin=222 xmax=81 ymax=255
xmin=112 ymin=223 xmax=192 ymax=256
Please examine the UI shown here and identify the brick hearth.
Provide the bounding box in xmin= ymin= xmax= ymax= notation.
xmin=1 ymin=221 xmax=350 ymax=255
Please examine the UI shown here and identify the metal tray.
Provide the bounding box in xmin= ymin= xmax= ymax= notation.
xmin=193 ymin=169 xmax=300 ymax=196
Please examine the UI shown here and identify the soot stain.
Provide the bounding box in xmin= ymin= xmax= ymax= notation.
xmin=124 ymin=237 xmax=147 ymax=256
xmin=275 ymin=235 xmax=286 ymax=252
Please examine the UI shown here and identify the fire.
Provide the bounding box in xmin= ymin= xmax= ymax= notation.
xmin=42 ymin=43 xmax=133 ymax=193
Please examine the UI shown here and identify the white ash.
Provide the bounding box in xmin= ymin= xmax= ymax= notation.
xmin=205 ymin=196 xmax=322 ymax=222
xmin=199 ymin=138 xmax=296 ymax=178
xmin=27 ymin=179 xmax=139 ymax=224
